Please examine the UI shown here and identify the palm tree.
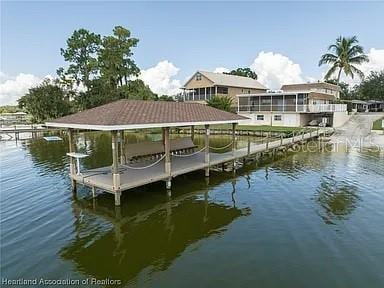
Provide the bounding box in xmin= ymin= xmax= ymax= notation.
xmin=319 ymin=36 xmax=369 ymax=85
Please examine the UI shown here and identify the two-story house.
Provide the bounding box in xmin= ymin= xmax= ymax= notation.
xmin=237 ymin=82 xmax=349 ymax=127
xmin=182 ymin=71 xmax=267 ymax=106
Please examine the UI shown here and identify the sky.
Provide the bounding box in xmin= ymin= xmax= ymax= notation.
xmin=1 ymin=1 xmax=384 ymax=105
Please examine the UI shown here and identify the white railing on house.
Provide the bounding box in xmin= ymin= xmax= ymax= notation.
xmin=237 ymin=104 xmax=347 ymax=113
xmin=307 ymin=104 xmax=347 ymax=112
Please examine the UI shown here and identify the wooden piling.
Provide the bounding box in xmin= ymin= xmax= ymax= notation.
xmin=111 ymin=131 xmax=121 ymax=205
xmin=205 ymin=124 xmax=210 ymax=177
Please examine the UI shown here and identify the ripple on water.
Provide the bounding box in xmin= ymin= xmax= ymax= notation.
xmin=1 ymin=135 xmax=384 ymax=287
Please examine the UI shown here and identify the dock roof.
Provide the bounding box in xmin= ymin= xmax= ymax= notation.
xmin=46 ymin=100 xmax=248 ymax=130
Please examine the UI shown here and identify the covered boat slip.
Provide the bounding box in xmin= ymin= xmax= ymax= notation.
xmin=73 ymin=130 xmax=319 ymax=194
xmin=46 ymin=100 xmax=322 ymax=206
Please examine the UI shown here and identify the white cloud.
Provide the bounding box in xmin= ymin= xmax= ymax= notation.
xmin=139 ymin=60 xmax=182 ymax=96
xmin=250 ymin=51 xmax=304 ymax=89
xmin=213 ymin=67 xmax=230 ymax=74
xmin=0 ymin=72 xmax=46 ymax=106
xmin=358 ymin=48 xmax=384 ymax=77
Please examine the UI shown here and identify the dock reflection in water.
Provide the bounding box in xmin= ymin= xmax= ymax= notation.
xmin=61 ymin=175 xmax=251 ymax=286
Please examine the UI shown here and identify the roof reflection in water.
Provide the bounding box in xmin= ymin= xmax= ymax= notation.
xmin=61 ymin=174 xmax=251 ymax=285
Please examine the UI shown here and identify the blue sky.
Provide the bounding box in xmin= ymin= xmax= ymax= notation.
xmin=1 ymin=1 xmax=384 ymax=104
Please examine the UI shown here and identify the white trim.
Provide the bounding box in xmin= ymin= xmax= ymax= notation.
xmin=45 ymin=119 xmax=249 ymax=131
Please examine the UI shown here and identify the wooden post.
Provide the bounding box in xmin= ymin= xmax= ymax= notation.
xmin=232 ymin=123 xmax=237 ymax=171
xmin=205 ymin=124 xmax=210 ymax=177
xmin=247 ymin=137 xmax=251 ymax=156
xmin=163 ymin=127 xmax=172 ymax=189
xmin=191 ymin=125 xmax=195 ymax=141
xmin=68 ymin=129 xmax=77 ymax=193
xmin=232 ymin=123 xmax=237 ymax=154
xmin=120 ymin=130 xmax=125 ymax=164
xmin=111 ymin=131 xmax=121 ymax=206
xmin=280 ymin=134 xmax=283 ymax=146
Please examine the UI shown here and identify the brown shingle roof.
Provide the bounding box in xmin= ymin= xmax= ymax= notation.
xmin=46 ymin=100 xmax=248 ymax=130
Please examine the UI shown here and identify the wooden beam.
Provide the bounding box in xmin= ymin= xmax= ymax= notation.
xmin=232 ymin=123 xmax=237 ymax=171
xmin=205 ymin=124 xmax=210 ymax=177
xmin=191 ymin=125 xmax=195 ymax=141
xmin=111 ymin=131 xmax=121 ymax=205
xmin=120 ymin=130 xmax=125 ymax=164
xmin=163 ymin=127 xmax=171 ymax=176
xmin=68 ymin=129 xmax=76 ymax=175
xmin=68 ymin=128 xmax=77 ymax=193
xmin=232 ymin=123 xmax=237 ymax=155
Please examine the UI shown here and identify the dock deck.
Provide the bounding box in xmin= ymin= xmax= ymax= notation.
xmin=74 ymin=131 xmax=321 ymax=193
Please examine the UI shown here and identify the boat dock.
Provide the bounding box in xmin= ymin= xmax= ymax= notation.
xmin=46 ymin=100 xmax=325 ymax=206
xmin=75 ymin=129 xmax=321 ymax=194
xmin=0 ymin=124 xmax=58 ymax=140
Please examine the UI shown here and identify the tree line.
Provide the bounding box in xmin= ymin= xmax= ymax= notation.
xmin=16 ymin=32 xmax=383 ymax=121
xmin=18 ymin=26 xmax=173 ymax=123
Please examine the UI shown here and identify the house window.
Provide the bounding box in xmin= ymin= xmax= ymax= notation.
xmin=217 ymin=86 xmax=228 ymax=94
xmin=256 ymin=115 xmax=264 ymax=121
xmin=274 ymin=115 xmax=282 ymax=121
xmin=196 ymin=73 xmax=202 ymax=81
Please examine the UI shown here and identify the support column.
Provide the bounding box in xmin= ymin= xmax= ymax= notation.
xmin=163 ymin=127 xmax=172 ymax=190
xmin=205 ymin=124 xmax=210 ymax=177
xmin=232 ymin=123 xmax=237 ymax=171
xmin=191 ymin=125 xmax=195 ymax=141
xmin=68 ymin=129 xmax=77 ymax=193
xmin=120 ymin=130 xmax=125 ymax=164
xmin=111 ymin=131 xmax=121 ymax=206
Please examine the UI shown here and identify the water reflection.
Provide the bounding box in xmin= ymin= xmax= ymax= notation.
xmin=23 ymin=136 xmax=69 ymax=173
xmin=315 ymin=176 xmax=360 ymax=225
xmin=61 ymin=178 xmax=250 ymax=285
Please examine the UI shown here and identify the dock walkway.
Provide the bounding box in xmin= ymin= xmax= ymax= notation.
xmin=75 ymin=130 xmax=322 ymax=193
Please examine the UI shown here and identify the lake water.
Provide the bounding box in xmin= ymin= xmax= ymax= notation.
xmin=1 ymin=132 xmax=384 ymax=287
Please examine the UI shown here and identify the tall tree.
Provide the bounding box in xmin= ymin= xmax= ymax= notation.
xmin=120 ymin=79 xmax=157 ymax=100
xmin=355 ymin=70 xmax=384 ymax=101
xmin=59 ymin=29 xmax=101 ymax=89
xmin=98 ymin=26 xmax=140 ymax=88
xmin=224 ymin=68 xmax=258 ymax=80
xmin=319 ymin=36 xmax=369 ymax=85
xmin=75 ymin=78 xmax=117 ymax=110
xmin=18 ymin=80 xmax=71 ymax=122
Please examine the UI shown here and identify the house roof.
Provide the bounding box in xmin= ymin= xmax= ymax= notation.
xmin=184 ymin=71 xmax=267 ymax=90
xmin=45 ymin=100 xmax=248 ymax=131
xmin=281 ymin=82 xmax=340 ymax=91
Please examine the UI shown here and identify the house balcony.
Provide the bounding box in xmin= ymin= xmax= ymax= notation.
xmin=238 ymin=104 xmax=347 ymax=113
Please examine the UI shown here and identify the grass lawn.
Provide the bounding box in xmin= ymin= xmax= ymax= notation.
xmin=372 ymin=117 xmax=384 ymax=130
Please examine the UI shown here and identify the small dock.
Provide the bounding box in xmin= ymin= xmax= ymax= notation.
xmin=46 ymin=99 xmax=325 ymax=206
xmin=0 ymin=124 xmax=58 ymax=140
